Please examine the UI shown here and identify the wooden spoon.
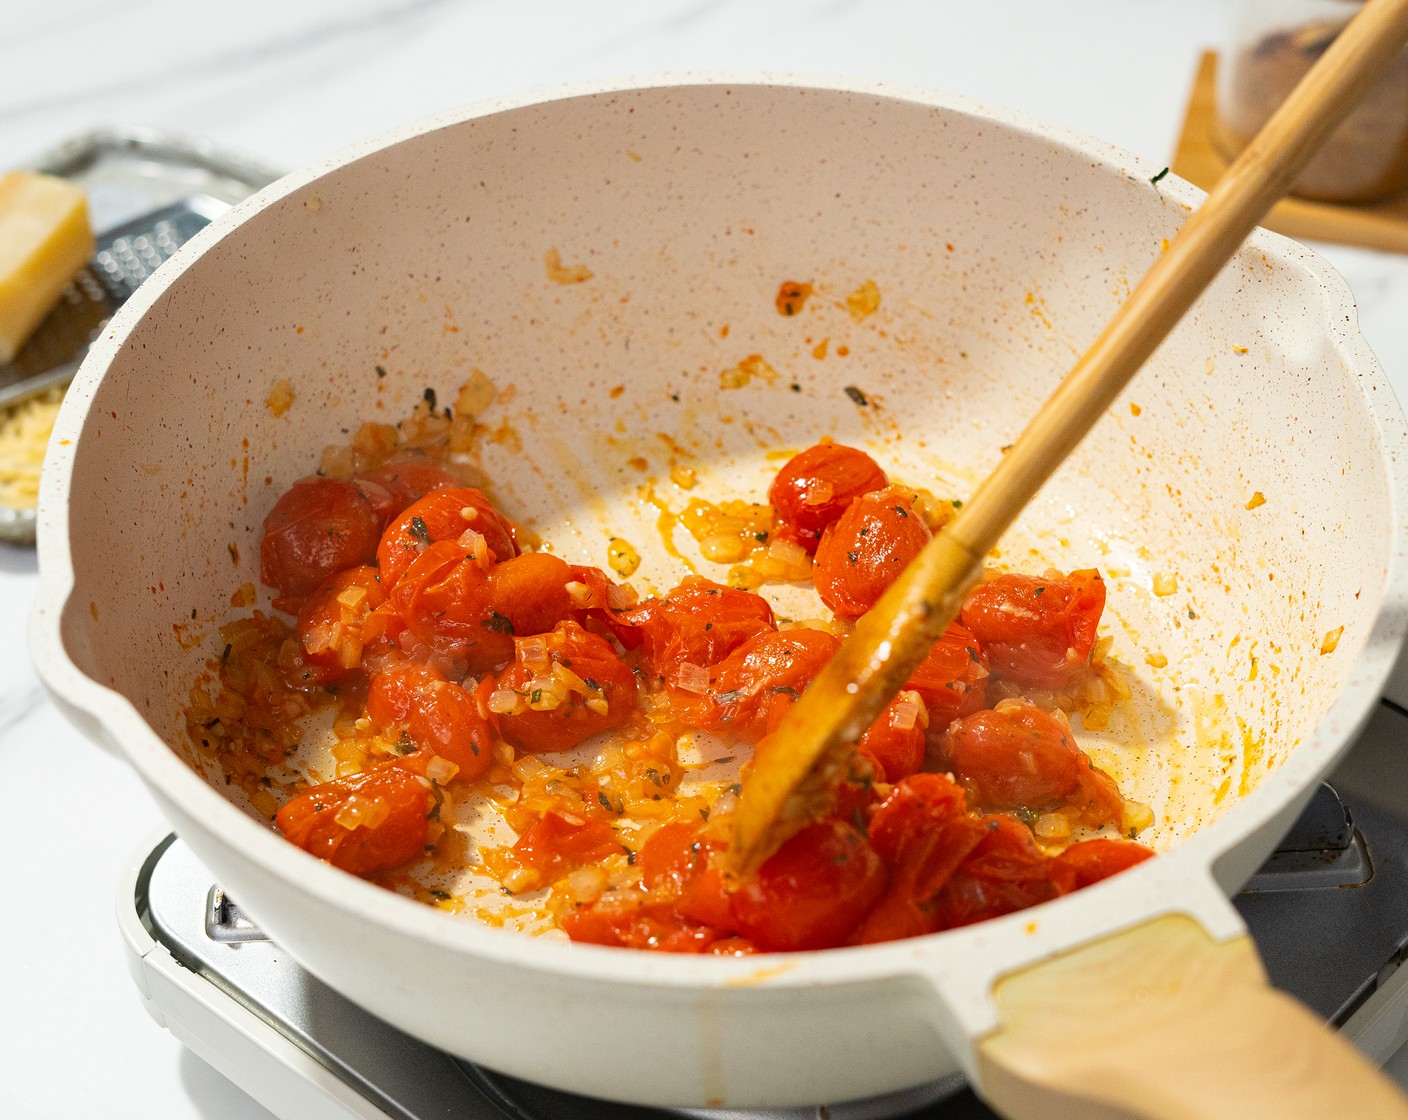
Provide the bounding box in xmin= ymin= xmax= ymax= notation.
xmin=729 ymin=0 xmax=1408 ymax=875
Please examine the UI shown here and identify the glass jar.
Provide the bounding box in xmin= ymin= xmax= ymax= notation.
xmin=1215 ymin=0 xmax=1408 ymax=203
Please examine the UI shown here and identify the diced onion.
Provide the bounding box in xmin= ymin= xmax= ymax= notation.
xmin=488 ymin=688 xmax=526 ymax=715
xmin=457 ymin=528 xmax=490 ymax=569
xmin=891 ymin=698 xmax=921 ymax=732
xmin=606 ymin=582 xmax=639 ymax=609
xmin=425 ymin=756 xmax=460 ymax=784
xmin=518 ymin=636 xmax=550 ymax=671
xmin=675 ymin=662 xmax=710 ymax=694
xmin=1033 ymin=813 xmax=1070 ymax=841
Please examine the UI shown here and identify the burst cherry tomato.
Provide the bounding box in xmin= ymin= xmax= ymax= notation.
xmin=355 ymin=453 xmax=461 ymax=524
xmin=512 ymin=811 xmax=622 ymax=885
xmin=260 ymin=478 xmax=382 ymax=604
xmin=638 ymin=821 xmax=733 ymax=929
xmin=931 ymin=815 xmax=1070 ymax=929
xmin=941 ymin=701 xmax=1124 ymax=829
xmin=904 ymin=621 xmax=989 ymax=731
xmin=366 ymin=662 xmax=495 ymax=778
xmin=813 ymin=488 xmax=931 ymax=619
xmin=1056 ymin=837 xmax=1154 ymax=889
xmin=373 ymin=541 xmax=511 ymax=672
xmin=617 ymin=576 xmax=775 ymax=681
xmin=274 ymin=764 xmax=434 ymax=874
xmin=493 ymin=620 xmax=637 ymax=754
xmin=377 ymin=487 xmax=518 ymax=588
xmin=562 ymin=897 xmax=727 ymax=953
xmin=486 ymin=552 xmax=575 ymax=639
xmin=686 ymin=627 xmax=841 ymax=742
xmin=856 ymin=691 xmax=927 ymax=782
xmin=849 ymin=773 xmax=986 ymax=944
xmin=960 ymin=569 xmax=1106 ymax=689
xmin=291 ymin=566 xmax=386 ymax=686
xmin=730 ymin=820 xmax=886 ymax=951
xmin=769 ymin=442 xmax=888 ymax=553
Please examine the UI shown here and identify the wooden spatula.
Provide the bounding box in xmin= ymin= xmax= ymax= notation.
xmin=730 ymin=0 xmax=1408 ymax=875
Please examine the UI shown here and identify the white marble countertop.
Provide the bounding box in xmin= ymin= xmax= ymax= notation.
xmin=6 ymin=3 xmax=1408 ymax=1118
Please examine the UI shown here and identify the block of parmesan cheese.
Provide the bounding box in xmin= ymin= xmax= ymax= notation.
xmin=0 ymin=171 xmax=94 ymax=364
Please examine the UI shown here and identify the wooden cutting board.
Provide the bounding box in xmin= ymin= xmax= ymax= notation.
xmin=1173 ymin=50 xmax=1408 ymax=253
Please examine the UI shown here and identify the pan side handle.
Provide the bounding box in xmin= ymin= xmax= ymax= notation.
xmin=974 ymin=912 xmax=1408 ymax=1120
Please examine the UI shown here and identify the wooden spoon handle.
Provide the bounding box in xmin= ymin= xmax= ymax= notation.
xmin=976 ymin=914 xmax=1408 ymax=1120
xmin=729 ymin=0 xmax=1408 ymax=873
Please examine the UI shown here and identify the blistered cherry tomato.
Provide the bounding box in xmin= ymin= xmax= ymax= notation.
xmin=562 ymin=898 xmax=726 ymax=953
xmin=366 ymin=662 xmax=495 ymax=778
xmin=291 ymin=566 xmax=386 ymax=686
xmin=260 ymin=478 xmax=382 ymax=603
xmin=813 ymin=488 xmax=931 ymax=619
xmin=274 ymin=764 xmax=434 ymax=875
xmin=493 ymin=621 xmax=637 ymax=754
xmin=730 ymin=820 xmax=886 ymax=951
xmin=769 ymin=442 xmax=888 ymax=553
xmin=849 ymin=773 xmax=986 ymax=944
xmin=931 ymin=815 xmax=1069 ymax=929
xmin=686 ymin=628 xmax=841 ymax=743
xmin=485 ymin=552 xmax=574 ymax=638
xmin=959 ymin=569 xmax=1106 ymax=689
xmin=377 ymin=487 xmax=518 ymax=588
xmin=638 ymin=821 xmax=733 ymax=929
xmin=903 ymin=621 xmax=989 ymax=731
xmin=374 ymin=541 xmax=512 ymax=672
xmin=512 ymin=811 xmax=622 ymax=885
xmin=856 ymin=691 xmax=927 ymax=783
xmin=1056 ymin=837 xmax=1154 ymax=889
xmin=355 ymin=453 xmax=461 ymax=524
xmin=617 ymin=576 xmax=775 ymax=681
xmin=941 ymin=700 xmax=1124 ymax=828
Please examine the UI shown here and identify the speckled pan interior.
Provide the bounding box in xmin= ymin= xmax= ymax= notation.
xmin=33 ymin=79 xmax=1408 ymax=1107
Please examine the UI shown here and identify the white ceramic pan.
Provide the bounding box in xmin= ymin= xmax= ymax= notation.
xmin=30 ymin=78 xmax=1408 ymax=1116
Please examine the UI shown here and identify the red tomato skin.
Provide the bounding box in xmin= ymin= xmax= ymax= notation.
xmin=365 ymin=663 xmax=495 ymax=779
xmin=638 ymin=821 xmax=735 ymax=930
xmin=855 ymin=693 xmax=927 ymax=783
xmin=959 ymin=569 xmax=1106 ymax=689
xmin=849 ymin=773 xmax=987 ymax=945
xmin=260 ymin=478 xmax=382 ymax=603
xmin=1056 ymin=837 xmax=1154 ymax=889
xmin=942 ymin=702 xmax=1082 ymax=811
xmin=941 ymin=701 xmax=1124 ymax=828
xmin=932 ymin=815 xmax=1071 ymax=929
xmin=562 ymin=899 xmax=725 ymax=953
xmin=730 ymin=820 xmax=887 ymax=951
xmin=377 ymin=488 xmax=518 ymax=588
xmin=376 ymin=541 xmax=514 ymax=673
xmin=274 ymin=765 xmax=434 ymax=875
xmin=292 ymin=566 xmax=386 ymax=686
xmin=355 ymin=454 xmax=461 ymax=524
xmin=686 ymin=628 xmax=841 ymax=743
xmin=486 ymin=552 xmax=573 ymax=638
xmin=513 ymin=811 xmax=622 ymax=884
xmin=769 ymin=442 xmax=888 ymax=553
xmin=904 ymin=622 xmax=989 ymax=731
xmin=494 ymin=621 xmax=638 ymax=754
xmin=812 ymin=489 xmax=932 ymax=619
xmin=617 ymin=577 xmax=776 ymax=680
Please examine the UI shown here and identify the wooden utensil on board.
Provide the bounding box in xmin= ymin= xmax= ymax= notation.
xmin=730 ymin=2 xmax=1408 ymax=1114
xmin=730 ymin=0 xmax=1408 ymax=873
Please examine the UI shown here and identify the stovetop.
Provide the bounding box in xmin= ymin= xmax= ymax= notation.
xmin=120 ymin=700 xmax=1408 ymax=1120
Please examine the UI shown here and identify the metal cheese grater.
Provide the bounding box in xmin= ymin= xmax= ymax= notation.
xmin=0 ymin=128 xmax=281 ymax=545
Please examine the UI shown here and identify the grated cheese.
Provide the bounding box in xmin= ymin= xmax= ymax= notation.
xmin=0 ymin=386 xmax=64 ymax=510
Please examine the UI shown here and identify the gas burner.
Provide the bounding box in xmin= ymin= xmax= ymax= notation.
xmin=120 ymin=702 xmax=1408 ymax=1120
